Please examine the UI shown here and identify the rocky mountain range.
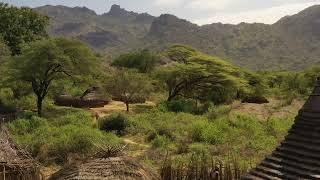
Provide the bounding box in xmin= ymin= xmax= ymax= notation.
xmin=35 ymin=4 xmax=320 ymax=70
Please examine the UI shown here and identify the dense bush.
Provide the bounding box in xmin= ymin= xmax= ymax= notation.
xmin=165 ymin=99 xmax=196 ymax=113
xmin=206 ymin=105 xmax=232 ymax=120
xmin=128 ymin=111 xmax=294 ymax=160
xmin=98 ymin=113 xmax=129 ymax=135
xmin=112 ymin=49 xmax=159 ymax=73
xmin=9 ymin=107 xmax=120 ymax=164
xmin=151 ymin=135 xmax=171 ymax=149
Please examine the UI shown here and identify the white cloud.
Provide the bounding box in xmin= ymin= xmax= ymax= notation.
xmin=153 ymin=0 xmax=183 ymax=7
xmin=185 ymin=0 xmax=233 ymax=10
xmin=194 ymin=2 xmax=320 ymax=25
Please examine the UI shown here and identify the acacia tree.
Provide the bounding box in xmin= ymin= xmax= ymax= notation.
xmin=9 ymin=38 xmax=100 ymax=116
xmin=156 ymin=57 xmax=244 ymax=102
xmin=0 ymin=3 xmax=49 ymax=55
xmin=106 ymin=70 xmax=152 ymax=112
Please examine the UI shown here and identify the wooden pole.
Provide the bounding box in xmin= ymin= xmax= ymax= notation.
xmin=3 ymin=165 xmax=5 ymax=180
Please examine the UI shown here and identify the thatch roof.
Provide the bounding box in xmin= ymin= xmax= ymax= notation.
xmin=55 ymin=87 xmax=110 ymax=108
xmin=243 ymin=78 xmax=320 ymax=179
xmin=49 ymin=156 xmax=158 ymax=180
xmin=0 ymin=126 xmax=41 ymax=180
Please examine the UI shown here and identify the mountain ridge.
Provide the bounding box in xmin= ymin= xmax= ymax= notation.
xmin=35 ymin=4 xmax=320 ymax=70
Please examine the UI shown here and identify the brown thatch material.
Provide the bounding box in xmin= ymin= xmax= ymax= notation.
xmin=55 ymin=87 xmax=110 ymax=108
xmin=0 ymin=126 xmax=41 ymax=180
xmin=49 ymin=156 xmax=158 ymax=180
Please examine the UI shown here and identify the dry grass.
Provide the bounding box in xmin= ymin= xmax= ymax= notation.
xmin=90 ymin=101 xmax=155 ymax=118
xmin=231 ymin=99 xmax=303 ymax=121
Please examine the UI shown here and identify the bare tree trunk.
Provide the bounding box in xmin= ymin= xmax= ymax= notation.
xmin=125 ymin=102 xmax=129 ymax=112
xmin=37 ymin=96 xmax=43 ymax=117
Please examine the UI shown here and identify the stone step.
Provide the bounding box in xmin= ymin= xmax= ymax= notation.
xmin=241 ymin=173 xmax=264 ymax=180
xmin=298 ymin=111 xmax=320 ymax=119
xmin=276 ymin=146 xmax=320 ymax=161
xmin=294 ymin=119 xmax=320 ymax=126
xmin=255 ymin=165 xmax=297 ymax=180
xmin=282 ymin=139 xmax=320 ymax=154
xmin=261 ymin=159 xmax=320 ymax=179
xmin=289 ymin=126 xmax=320 ymax=138
xmin=273 ymin=151 xmax=320 ymax=168
xmin=249 ymin=169 xmax=281 ymax=180
xmin=285 ymin=134 xmax=320 ymax=145
xmin=295 ymin=117 xmax=320 ymax=126
xmin=266 ymin=156 xmax=320 ymax=175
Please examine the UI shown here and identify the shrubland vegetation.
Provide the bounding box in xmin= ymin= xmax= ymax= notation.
xmin=1 ymin=2 xmax=320 ymax=177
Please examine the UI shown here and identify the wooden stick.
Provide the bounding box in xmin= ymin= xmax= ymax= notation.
xmin=3 ymin=165 xmax=5 ymax=180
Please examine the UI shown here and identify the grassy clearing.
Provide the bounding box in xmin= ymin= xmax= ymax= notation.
xmin=126 ymin=106 xmax=295 ymax=165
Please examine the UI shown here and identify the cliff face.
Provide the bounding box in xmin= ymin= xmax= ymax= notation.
xmin=36 ymin=4 xmax=320 ymax=71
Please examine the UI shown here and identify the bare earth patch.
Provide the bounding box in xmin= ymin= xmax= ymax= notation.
xmin=231 ymin=99 xmax=304 ymax=120
xmin=90 ymin=101 xmax=155 ymax=118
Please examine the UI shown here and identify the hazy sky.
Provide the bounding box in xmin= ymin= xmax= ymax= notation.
xmin=2 ymin=0 xmax=320 ymax=25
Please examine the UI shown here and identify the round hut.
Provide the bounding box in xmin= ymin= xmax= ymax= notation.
xmin=243 ymin=78 xmax=320 ymax=179
xmin=49 ymin=156 xmax=158 ymax=180
xmin=0 ymin=126 xmax=41 ymax=180
xmin=55 ymin=87 xmax=109 ymax=108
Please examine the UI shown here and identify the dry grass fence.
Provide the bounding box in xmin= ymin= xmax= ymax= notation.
xmin=160 ymin=154 xmax=252 ymax=180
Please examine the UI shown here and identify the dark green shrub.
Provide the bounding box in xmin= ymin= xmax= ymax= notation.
xmin=166 ymin=99 xmax=196 ymax=113
xmin=98 ymin=113 xmax=129 ymax=135
xmin=147 ymin=127 xmax=175 ymax=142
xmin=151 ymin=135 xmax=171 ymax=149
xmin=8 ymin=108 xmax=120 ymax=164
xmin=112 ymin=49 xmax=159 ymax=73
xmin=206 ymin=105 xmax=232 ymax=120
xmin=209 ymin=86 xmax=237 ymax=105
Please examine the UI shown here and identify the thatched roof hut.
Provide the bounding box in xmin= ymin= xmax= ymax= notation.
xmin=243 ymin=78 xmax=320 ymax=179
xmin=55 ymin=87 xmax=110 ymax=108
xmin=0 ymin=126 xmax=41 ymax=180
xmin=49 ymin=156 xmax=158 ymax=180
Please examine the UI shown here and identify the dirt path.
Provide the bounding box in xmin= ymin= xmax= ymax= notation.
xmin=90 ymin=101 xmax=155 ymax=118
xmin=90 ymin=101 xmax=154 ymax=158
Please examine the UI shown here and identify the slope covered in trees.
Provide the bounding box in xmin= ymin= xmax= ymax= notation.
xmin=35 ymin=4 xmax=320 ymax=70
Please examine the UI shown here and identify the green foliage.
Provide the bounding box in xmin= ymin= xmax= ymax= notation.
xmin=157 ymin=46 xmax=251 ymax=103
xmin=0 ymin=3 xmax=49 ymax=55
xmin=8 ymin=107 xmax=120 ymax=164
xmin=0 ymin=38 xmax=10 ymax=58
xmin=151 ymin=135 xmax=171 ymax=149
xmin=206 ymin=105 xmax=232 ymax=120
xmin=8 ymin=38 xmax=101 ymax=116
xmin=112 ymin=49 xmax=159 ymax=73
xmin=98 ymin=113 xmax=129 ymax=135
xmin=128 ymin=110 xmax=294 ymax=161
xmin=165 ymin=99 xmax=196 ymax=113
xmin=106 ymin=70 xmax=153 ymax=111
xmin=163 ymin=44 xmax=199 ymax=63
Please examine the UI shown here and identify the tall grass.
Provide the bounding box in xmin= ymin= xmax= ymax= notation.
xmin=160 ymin=154 xmax=250 ymax=180
xmin=8 ymin=107 xmax=121 ymax=164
